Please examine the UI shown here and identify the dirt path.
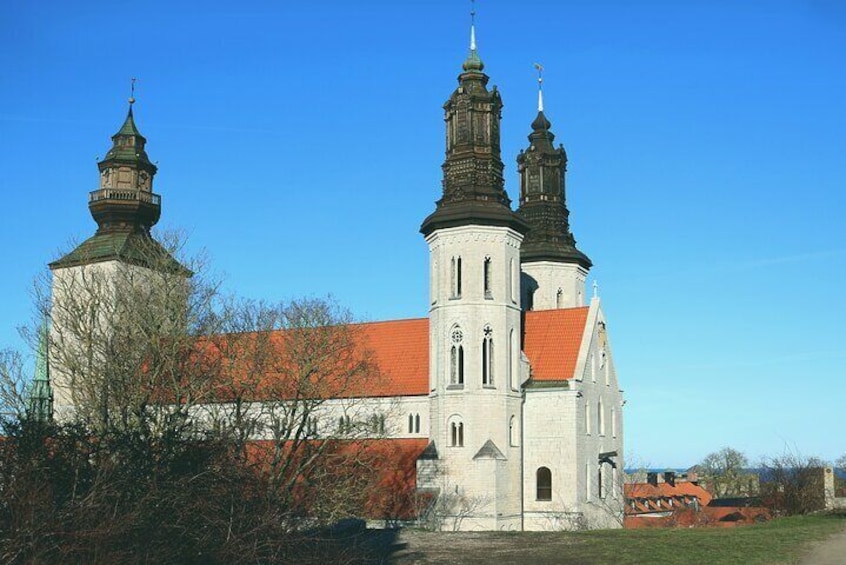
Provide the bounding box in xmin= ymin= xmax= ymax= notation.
xmin=797 ymin=527 xmax=846 ymax=565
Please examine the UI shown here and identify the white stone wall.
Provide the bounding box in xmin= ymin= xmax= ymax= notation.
xmin=49 ymin=259 xmax=188 ymax=419
xmin=521 ymin=261 xmax=588 ymax=311
xmin=522 ymin=297 xmax=625 ymax=530
xmin=522 ymin=387 xmax=581 ymax=530
xmin=50 ymin=261 xmax=122 ymax=414
xmin=574 ymin=298 xmax=625 ymax=529
xmin=425 ymin=224 xmax=525 ymax=530
xmin=193 ymin=394 xmax=430 ymax=441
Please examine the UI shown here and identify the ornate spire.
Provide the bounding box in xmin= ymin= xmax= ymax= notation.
xmin=517 ymin=70 xmax=591 ymax=267
xmin=27 ymin=320 xmax=53 ymax=422
xmin=89 ymin=82 xmax=161 ymax=235
xmin=535 ymin=63 xmax=544 ymax=112
xmin=463 ymin=1 xmax=484 ymax=72
xmin=421 ymin=2 xmax=527 ymax=236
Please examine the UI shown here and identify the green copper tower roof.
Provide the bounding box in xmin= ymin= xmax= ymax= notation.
xmin=51 ymin=91 xmax=185 ymax=275
xmin=27 ymin=321 xmax=53 ymax=422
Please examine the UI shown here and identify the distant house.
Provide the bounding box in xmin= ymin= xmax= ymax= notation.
xmin=625 ymin=472 xmax=769 ymax=528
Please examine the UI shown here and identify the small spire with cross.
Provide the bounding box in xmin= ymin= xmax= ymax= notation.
xmin=129 ymin=77 xmax=136 ymax=106
xmin=534 ymin=63 xmax=544 ymax=112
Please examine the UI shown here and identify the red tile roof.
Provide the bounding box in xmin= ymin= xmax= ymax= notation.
xmin=523 ymin=307 xmax=590 ymax=382
xmin=205 ymin=307 xmax=591 ymax=400
xmin=355 ymin=318 xmax=429 ymax=397
xmin=337 ymin=307 xmax=591 ymax=395
xmin=625 ymin=481 xmax=714 ymax=508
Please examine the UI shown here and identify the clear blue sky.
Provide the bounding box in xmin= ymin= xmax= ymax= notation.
xmin=1 ymin=1 xmax=844 ymax=468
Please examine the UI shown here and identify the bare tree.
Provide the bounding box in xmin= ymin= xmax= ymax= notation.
xmin=0 ymin=230 xmax=393 ymax=562
xmin=760 ymin=450 xmax=827 ymax=516
xmin=0 ymin=349 xmax=28 ymax=419
xmin=697 ymin=447 xmax=752 ymax=498
xmin=43 ymin=230 xmax=221 ymax=435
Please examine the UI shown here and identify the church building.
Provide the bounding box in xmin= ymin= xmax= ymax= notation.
xmin=46 ymin=19 xmax=625 ymax=531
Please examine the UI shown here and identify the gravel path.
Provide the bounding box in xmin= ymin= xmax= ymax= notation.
xmin=798 ymin=526 xmax=846 ymax=565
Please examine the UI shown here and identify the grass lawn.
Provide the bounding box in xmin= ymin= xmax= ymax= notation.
xmin=389 ymin=513 xmax=846 ymax=565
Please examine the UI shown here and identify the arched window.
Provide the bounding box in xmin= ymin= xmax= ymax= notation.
xmin=556 ymin=288 xmax=564 ymax=309
xmin=371 ymin=413 xmax=386 ymax=434
xmin=482 ymin=325 xmax=494 ymax=386
xmin=451 ymin=256 xmax=462 ymax=298
xmin=537 ymin=467 xmax=552 ymax=501
xmin=450 ymin=327 xmax=465 ymax=386
xmin=415 ymin=413 xmax=421 ymax=433
xmin=408 ymin=413 xmax=414 ymax=434
xmin=509 ymin=415 xmax=519 ymax=447
xmin=598 ymin=398 xmax=605 ymax=436
xmin=450 ymin=420 xmax=464 ymax=447
xmin=483 ymin=257 xmax=492 ymax=299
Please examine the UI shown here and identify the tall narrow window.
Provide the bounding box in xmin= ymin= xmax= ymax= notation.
xmin=556 ymin=288 xmax=564 ymax=308
xmin=451 ymin=256 xmax=462 ymax=298
xmin=509 ymin=415 xmax=519 ymax=446
xmin=408 ymin=414 xmax=414 ymax=434
xmin=598 ymin=398 xmax=605 ymax=436
xmin=536 ymin=467 xmax=552 ymax=501
xmin=585 ymin=402 xmax=591 ymax=435
xmin=450 ymin=327 xmax=464 ymax=386
xmin=451 ymin=257 xmax=456 ymax=297
xmin=611 ymin=408 xmax=617 ymax=438
xmin=507 ymin=329 xmax=514 ymax=390
xmin=510 ymin=258 xmax=517 ymax=303
xmin=586 ymin=463 xmax=591 ymax=500
xmin=612 ymin=467 xmax=619 ymax=499
xmin=457 ymin=257 xmax=462 ymax=297
xmin=482 ymin=325 xmax=494 ymax=386
xmin=598 ymin=465 xmax=605 ymax=499
xmin=415 ymin=413 xmax=421 ymax=433
xmin=431 ymin=259 xmax=438 ymax=304
xmin=483 ymin=257 xmax=492 ymax=299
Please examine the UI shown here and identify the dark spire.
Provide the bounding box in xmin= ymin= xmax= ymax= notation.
xmin=421 ymin=6 xmax=528 ymax=236
xmin=89 ymin=82 xmax=161 ymax=236
xmin=517 ymin=70 xmax=591 ymax=268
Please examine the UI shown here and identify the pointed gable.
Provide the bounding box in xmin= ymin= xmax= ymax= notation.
xmin=523 ymin=307 xmax=589 ymax=382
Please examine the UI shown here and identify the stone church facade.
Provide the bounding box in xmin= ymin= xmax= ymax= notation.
xmin=47 ymin=25 xmax=624 ymax=531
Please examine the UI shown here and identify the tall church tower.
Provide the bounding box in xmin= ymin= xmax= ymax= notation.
xmin=517 ymin=73 xmax=591 ymax=310
xmin=48 ymin=93 xmax=180 ymax=416
xmin=419 ymin=13 xmax=529 ymax=530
